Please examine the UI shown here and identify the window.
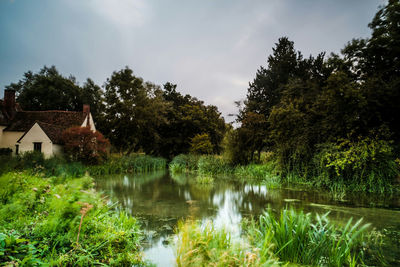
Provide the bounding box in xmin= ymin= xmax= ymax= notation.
xmin=15 ymin=144 xmax=19 ymax=155
xmin=33 ymin=142 xmax=42 ymax=152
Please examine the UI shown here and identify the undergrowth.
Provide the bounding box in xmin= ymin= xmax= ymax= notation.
xmin=0 ymin=172 xmax=144 ymax=266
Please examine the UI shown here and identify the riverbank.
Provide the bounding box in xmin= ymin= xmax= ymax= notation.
xmin=169 ymin=154 xmax=400 ymax=199
xmin=175 ymin=208 xmax=382 ymax=266
xmin=0 ymin=171 xmax=145 ymax=266
xmin=0 ymin=152 xmax=167 ymax=178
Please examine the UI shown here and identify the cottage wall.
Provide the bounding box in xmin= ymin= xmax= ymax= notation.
xmin=0 ymin=126 xmax=5 ymax=145
xmin=0 ymin=130 xmax=24 ymax=155
xmin=19 ymin=123 xmax=54 ymax=158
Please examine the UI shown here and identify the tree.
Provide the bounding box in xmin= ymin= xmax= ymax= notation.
xmin=79 ymin=78 xmax=105 ymax=124
xmin=243 ymin=37 xmax=302 ymax=118
xmin=189 ymin=133 xmax=213 ymax=154
xmin=7 ymin=66 xmax=82 ymax=111
xmin=159 ymin=82 xmax=226 ymax=159
xmin=62 ymin=126 xmax=109 ymax=164
xmin=102 ymin=67 xmax=169 ymax=154
xmin=6 ymin=66 xmax=105 ymax=121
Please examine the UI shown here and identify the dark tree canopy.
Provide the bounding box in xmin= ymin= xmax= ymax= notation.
xmin=7 ymin=66 xmax=104 ymax=122
xmin=236 ymin=0 xmax=400 ymax=167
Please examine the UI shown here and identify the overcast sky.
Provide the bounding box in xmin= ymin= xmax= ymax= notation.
xmin=0 ymin=0 xmax=384 ymax=121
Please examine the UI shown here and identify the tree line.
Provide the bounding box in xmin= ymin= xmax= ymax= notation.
xmin=226 ymin=0 xmax=400 ymax=187
xmin=6 ymin=66 xmax=226 ymax=159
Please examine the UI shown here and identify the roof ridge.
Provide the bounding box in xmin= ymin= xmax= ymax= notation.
xmin=19 ymin=110 xmax=83 ymax=113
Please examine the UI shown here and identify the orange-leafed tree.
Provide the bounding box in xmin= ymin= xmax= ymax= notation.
xmin=62 ymin=126 xmax=109 ymax=164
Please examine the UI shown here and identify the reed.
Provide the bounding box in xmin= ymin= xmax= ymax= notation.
xmin=175 ymin=220 xmax=278 ymax=267
xmin=247 ymin=208 xmax=370 ymax=266
xmin=87 ymin=154 xmax=167 ymax=175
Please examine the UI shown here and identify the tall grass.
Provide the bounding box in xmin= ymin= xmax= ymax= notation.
xmin=246 ymin=208 xmax=370 ymax=266
xmin=234 ymin=161 xmax=281 ymax=188
xmin=0 ymin=152 xmax=85 ymax=178
xmin=169 ymin=154 xmax=233 ymax=176
xmin=0 ymin=172 xmax=144 ymax=266
xmin=197 ymin=155 xmax=233 ymax=175
xmin=169 ymin=154 xmax=200 ymax=173
xmin=175 ymin=220 xmax=279 ymax=267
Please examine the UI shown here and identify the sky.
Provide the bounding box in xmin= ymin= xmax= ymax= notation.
xmin=0 ymin=0 xmax=385 ymax=122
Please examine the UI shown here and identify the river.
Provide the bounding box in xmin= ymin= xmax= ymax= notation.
xmin=95 ymin=171 xmax=400 ymax=266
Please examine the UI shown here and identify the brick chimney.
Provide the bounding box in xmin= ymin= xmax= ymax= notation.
xmin=3 ymin=89 xmax=16 ymax=119
xmin=83 ymin=104 xmax=90 ymax=114
xmin=83 ymin=104 xmax=90 ymax=127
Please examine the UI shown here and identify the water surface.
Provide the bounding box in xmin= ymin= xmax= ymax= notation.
xmin=95 ymin=171 xmax=400 ymax=266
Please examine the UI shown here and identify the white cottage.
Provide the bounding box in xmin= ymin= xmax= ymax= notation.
xmin=0 ymin=89 xmax=95 ymax=158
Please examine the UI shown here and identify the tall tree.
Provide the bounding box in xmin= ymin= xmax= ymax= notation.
xmin=8 ymin=66 xmax=82 ymax=111
xmin=159 ymin=82 xmax=226 ymax=159
xmin=102 ymin=67 xmax=169 ymax=154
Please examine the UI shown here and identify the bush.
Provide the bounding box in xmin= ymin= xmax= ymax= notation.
xmin=189 ymin=133 xmax=213 ymax=154
xmin=314 ymin=137 xmax=399 ymax=193
xmin=62 ymin=126 xmax=110 ymax=164
xmin=0 ymin=148 xmax=12 ymax=156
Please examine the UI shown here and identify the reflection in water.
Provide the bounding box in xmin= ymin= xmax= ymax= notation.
xmin=95 ymin=171 xmax=400 ymax=267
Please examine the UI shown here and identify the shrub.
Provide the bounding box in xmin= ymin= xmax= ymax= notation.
xmin=62 ymin=126 xmax=110 ymax=164
xmin=189 ymin=133 xmax=213 ymax=154
xmin=0 ymin=148 xmax=12 ymax=156
xmin=314 ymin=136 xmax=399 ymax=193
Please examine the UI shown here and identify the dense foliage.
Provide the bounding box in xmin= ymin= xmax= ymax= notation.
xmin=175 ymin=208 xmax=379 ymax=267
xmin=230 ymin=0 xmax=400 ymax=191
xmin=62 ymin=126 xmax=110 ymax=164
xmin=0 ymin=172 xmax=143 ymax=266
xmin=8 ymin=67 xmax=226 ymax=159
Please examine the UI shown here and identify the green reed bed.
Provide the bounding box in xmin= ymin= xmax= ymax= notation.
xmin=0 ymin=152 xmax=86 ymax=178
xmin=175 ymin=220 xmax=279 ymax=267
xmin=176 ymin=208 xmax=378 ymax=267
xmin=169 ymin=154 xmax=233 ymax=175
xmin=87 ymin=154 xmax=167 ymax=175
xmin=0 ymin=172 xmax=144 ymax=266
xmin=244 ymin=208 xmax=375 ymax=266
xmin=169 ymin=154 xmax=200 ymax=174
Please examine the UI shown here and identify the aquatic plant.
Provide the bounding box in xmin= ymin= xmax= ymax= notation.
xmin=169 ymin=154 xmax=200 ymax=173
xmin=175 ymin=220 xmax=279 ymax=267
xmin=197 ymin=155 xmax=233 ymax=175
xmin=247 ymin=208 xmax=370 ymax=266
xmin=87 ymin=154 xmax=167 ymax=175
xmin=195 ymin=175 xmax=214 ymax=184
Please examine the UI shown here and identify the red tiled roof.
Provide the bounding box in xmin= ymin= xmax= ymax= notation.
xmin=4 ymin=110 xmax=87 ymax=132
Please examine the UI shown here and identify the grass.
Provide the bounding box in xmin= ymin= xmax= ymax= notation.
xmin=195 ymin=175 xmax=214 ymax=185
xmin=175 ymin=208 xmax=378 ymax=266
xmin=0 ymin=171 xmax=144 ymax=266
xmin=168 ymin=153 xmax=400 ymax=196
xmin=244 ymin=208 xmax=371 ymax=266
xmin=87 ymin=154 xmax=167 ymax=175
xmin=0 ymin=152 xmax=166 ymax=178
xmin=175 ymin=220 xmax=279 ymax=267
